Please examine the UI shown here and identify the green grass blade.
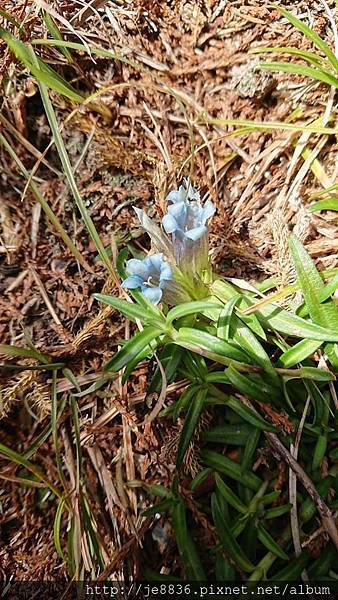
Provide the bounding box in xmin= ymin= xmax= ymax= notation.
xmin=43 ymin=11 xmax=73 ymax=62
xmin=0 ymin=132 xmax=83 ymax=264
xmin=260 ymin=61 xmax=338 ymax=89
xmin=0 ymin=343 xmax=49 ymax=363
xmin=309 ymin=198 xmax=338 ymax=212
xmin=0 ymin=28 xmax=83 ymax=102
xmin=0 ymin=441 xmax=62 ymax=499
xmin=28 ymin=52 xmax=114 ymax=276
xmin=272 ymin=4 xmax=338 ymax=73
xmin=54 ymin=498 xmax=67 ymax=560
xmin=251 ymin=46 xmax=328 ymax=66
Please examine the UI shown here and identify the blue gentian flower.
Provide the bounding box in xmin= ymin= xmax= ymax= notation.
xmin=162 ymin=179 xmax=215 ymax=277
xmin=122 ymin=253 xmax=172 ymax=304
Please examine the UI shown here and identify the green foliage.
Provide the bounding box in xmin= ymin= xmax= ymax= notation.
xmin=94 ymin=232 xmax=337 ymax=580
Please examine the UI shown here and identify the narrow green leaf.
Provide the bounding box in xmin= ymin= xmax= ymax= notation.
xmin=174 ymin=327 xmax=250 ymax=363
xmin=0 ymin=28 xmax=83 ymax=102
xmin=256 ymin=302 xmax=338 ymax=341
xmin=211 ymin=494 xmax=255 ymax=572
xmin=227 ymin=395 xmax=275 ymax=431
xmin=279 ymin=338 xmax=322 ymax=367
xmin=0 ymin=343 xmax=49 ymax=363
xmin=0 ymin=133 xmax=83 ymax=264
xmin=272 ymin=4 xmax=338 ymax=73
xmin=203 ymin=423 xmax=254 ymax=446
xmin=202 ymin=450 xmax=262 ymax=490
xmin=252 ymin=45 xmax=327 ymax=66
xmin=227 ymin=366 xmax=276 ymax=403
xmin=264 ymin=504 xmax=292 ymax=519
xmin=43 ymin=11 xmax=73 ymax=62
xmin=231 ymin=315 xmax=278 ymax=380
xmin=309 ymin=198 xmax=338 ymax=212
xmin=284 ymin=366 xmax=335 ymax=382
xmin=172 ymin=501 xmax=206 ymax=580
xmin=141 ymin=497 xmax=176 ymax=517
xmin=289 ymin=234 xmax=331 ymax=328
xmin=53 ymin=498 xmax=67 ymax=560
xmin=93 ymin=294 xmax=163 ymax=325
xmin=177 ymin=386 xmax=207 ymax=468
xmin=217 ymin=296 xmax=240 ymax=340
xmin=260 ymin=61 xmax=338 ymax=89
xmin=215 ymin=473 xmax=248 ymax=514
xmin=34 ymin=63 xmax=114 ymax=275
xmin=0 ymin=442 xmax=62 ymax=499
xmin=271 ymin=552 xmax=309 ymax=581
xmin=104 ymin=327 xmax=163 ymax=372
xmin=257 ymin=524 xmax=288 ymax=560
xmin=166 ymin=301 xmax=222 ymax=324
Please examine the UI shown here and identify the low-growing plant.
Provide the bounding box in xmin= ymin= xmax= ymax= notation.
xmin=95 ymin=179 xmax=338 ymax=580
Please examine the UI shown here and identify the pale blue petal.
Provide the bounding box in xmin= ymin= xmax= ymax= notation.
xmin=201 ymin=200 xmax=216 ymax=223
xmin=122 ymin=275 xmax=144 ymax=289
xmin=125 ymin=258 xmax=150 ymax=280
xmin=166 ymin=190 xmax=180 ymax=203
xmin=160 ymin=262 xmax=172 ymax=281
xmin=162 ymin=213 xmax=179 ymax=233
xmin=147 ymin=253 xmax=164 ymax=272
xmin=185 ymin=225 xmax=207 ymax=241
xmin=141 ymin=286 xmax=162 ymax=304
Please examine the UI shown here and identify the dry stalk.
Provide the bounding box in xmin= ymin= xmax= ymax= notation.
xmin=0 ymin=370 xmax=51 ymax=420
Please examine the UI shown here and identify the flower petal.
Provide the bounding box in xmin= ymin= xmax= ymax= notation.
xmin=160 ymin=262 xmax=172 ymax=281
xmin=185 ymin=225 xmax=207 ymax=241
xmin=141 ymin=286 xmax=162 ymax=304
xmin=166 ymin=190 xmax=180 ymax=203
xmin=147 ymin=253 xmax=165 ymax=273
xmin=162 ymin=213 xmax=179 ymax=234
xmin=125 ymin=258 xmax=150 ymax=280
xmin=201 ymin=200 xmax=216 ymax=223
xmin=121 ymin=275 xmax=144 ymax=289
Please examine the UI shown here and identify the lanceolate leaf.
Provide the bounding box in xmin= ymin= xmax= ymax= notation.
xmin=177 ymin=386 xmax=207 ymax=468
xmin=289 ymin=234 xmax=338 ymax=329
xmin=166 ymin=301 xmax=222 ymax=324
xmin=256 ymin=303 xmax=338 ymax=341
xmin=172 ymin=501 xmax=206 ymax=580
xmin=226 ymin=395 xmax=276 ymax=431
xmin=257 ymin=524 xmax=288 ymax=560
xmin=211 ymin=494 xmax=255 ymax=572
xmin=174 ymin=327 xmax=250 ymax=363
xmin=104 ymin=327 xmax=163 ymax=372
xmin=215 ymin=473 xmax=248 ymax=514
xmin=93 ymin=294 xmax=164 ymax=325
xmin=227 ymin=366 xmax=277 ymax=403
xmin=202 ymin=450 xmax=262 ymax=491
xmin=279 ymin=338 xmax=322 ymax=367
